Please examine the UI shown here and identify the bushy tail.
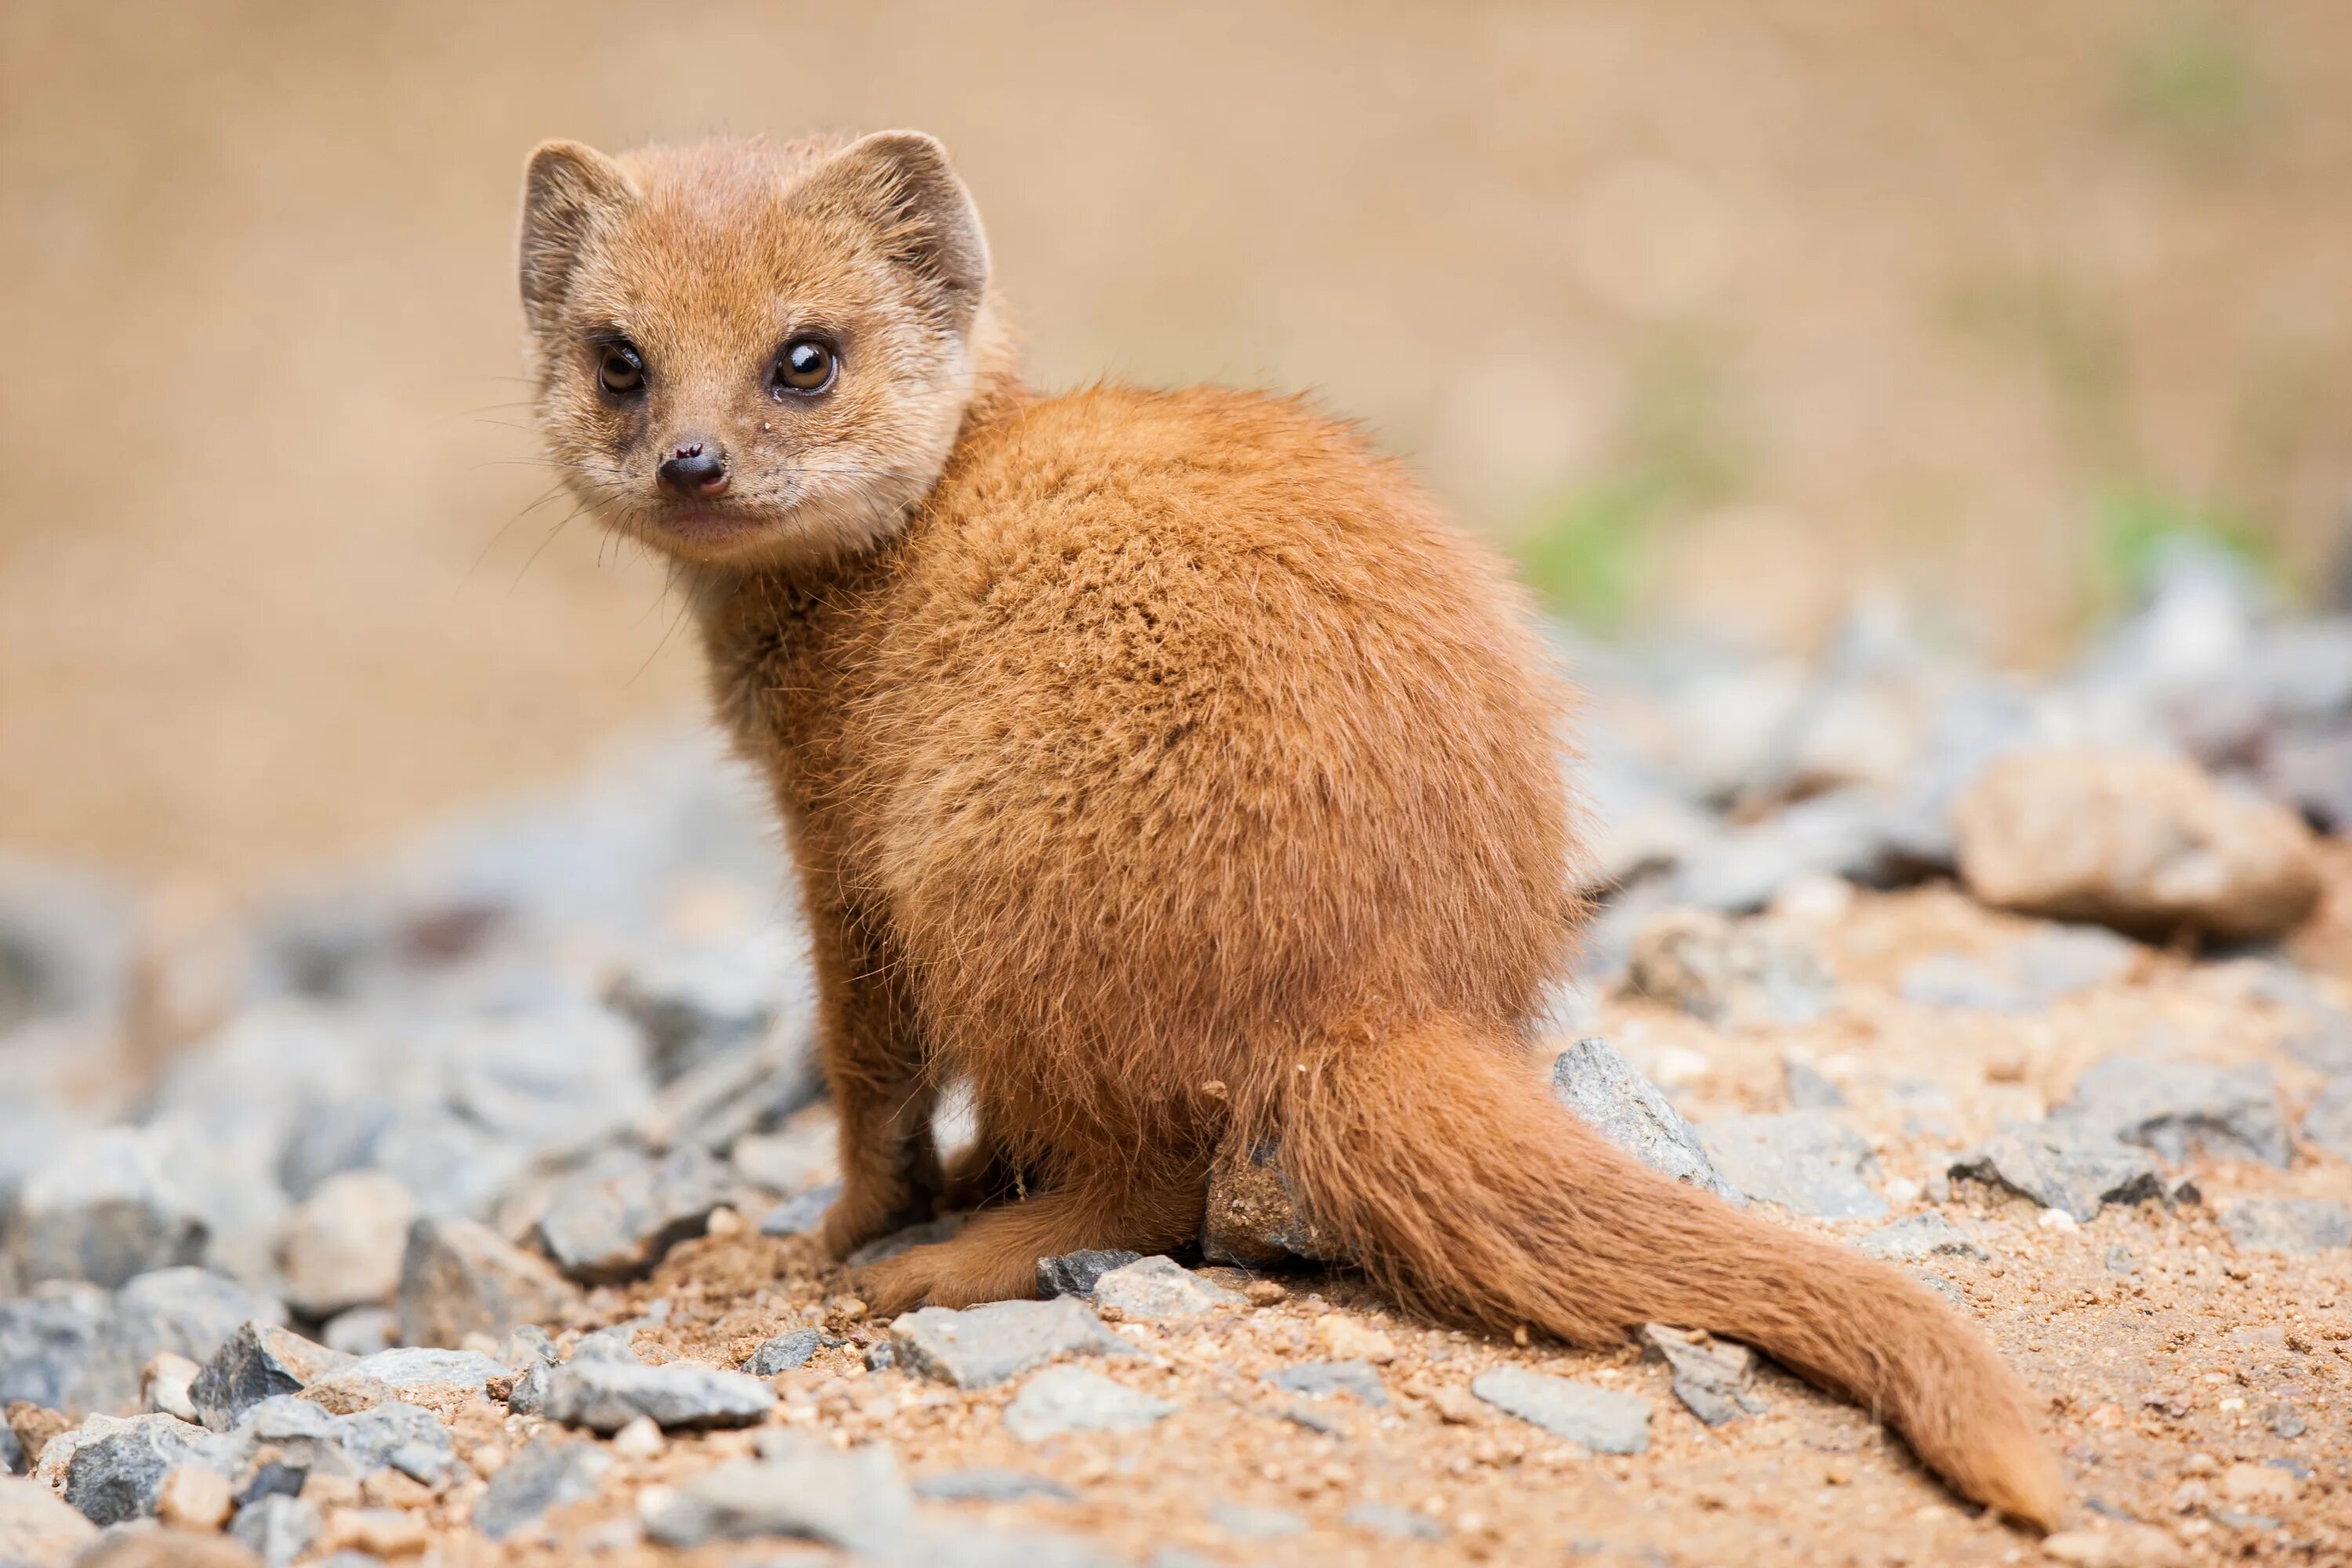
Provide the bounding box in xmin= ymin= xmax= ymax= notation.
xmin=1274 ymin=1015 xmax=2063 ymax=1530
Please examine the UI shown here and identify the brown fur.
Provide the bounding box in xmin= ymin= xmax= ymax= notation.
xmin=517 ymin=131 xmax=2064 ymax=1530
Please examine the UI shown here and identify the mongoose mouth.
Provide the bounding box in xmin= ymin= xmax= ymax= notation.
xmin=650 ymin=505 xmax=765 ymax=547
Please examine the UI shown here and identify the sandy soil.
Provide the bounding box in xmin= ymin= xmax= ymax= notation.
xmin=326 ymin=865 xmax=2352 ymax=1568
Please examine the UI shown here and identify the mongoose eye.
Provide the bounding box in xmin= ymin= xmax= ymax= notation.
xmin=597 ymin=342 xmax=645 ymax=396
xmin=773 ymin=339 xmax=837 ymax=396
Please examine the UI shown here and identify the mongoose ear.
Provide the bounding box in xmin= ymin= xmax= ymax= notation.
xmin=518 ymin=140 xmax=635 ymax=333
xmin=806 ymin=131 xmax=989 ymax=335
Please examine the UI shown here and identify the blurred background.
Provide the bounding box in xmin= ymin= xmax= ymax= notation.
xmin=2 ymin=0 xmax=2350 ymax=886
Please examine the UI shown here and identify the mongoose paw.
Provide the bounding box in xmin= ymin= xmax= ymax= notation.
xmin=858 ymin=1237 xmax=1039 ymax=1317
xmin=818 ymin=1178 xmax=933 ymax=1261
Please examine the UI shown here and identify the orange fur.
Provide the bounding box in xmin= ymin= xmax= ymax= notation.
xmin=518 ymin=132 xmax=2063 ymax=1530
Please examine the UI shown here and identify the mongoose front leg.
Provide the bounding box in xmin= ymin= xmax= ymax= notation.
xmin=808 ymin=905 xmax=942 ymax=1259
xmin=858 ymin=1147 xmax=1210 ymax=1315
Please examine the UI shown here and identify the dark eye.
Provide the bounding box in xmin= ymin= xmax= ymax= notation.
xmin=597 ymin=341 xmax=644 ymax=395
xmin=773 ymin=338 xmax=837 ymax=395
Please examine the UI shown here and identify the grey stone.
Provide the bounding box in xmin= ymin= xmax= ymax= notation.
xmin=1261 ymin=1360 xmax=1388 ymax=1406
xmin=0 ymin=1421 xmax=18 ymax=1476
xmin=321 ymin=1308 xmax=398 ymax=1359
xmin=229 ymin=1493 xmax=320 ymax=1568
xmin=1207 ymin=1501 xmax=1305 ymax=1539
xmin=1200 ymin=1134 xmax=1341 ymax=1267
xmin=1670 ymin=789 xmax=1909 ymax=914
xmin=913 ymin=1467 xmax=1078 ymax=1504
xmin=394 ymin=1217 xmax=581 ymax=1350
xmin=847 ymin=1214 xmax=964 ymax=1269
xmin=1698 ymin=1112 xmax=1884 ymax=1221
xmin=1626 ymin=908 xmax=1835 ymax=1026
xmin=1900 ymin=953 xmax=2030 ymax=1012
xmin=1471 ymin=1367 xmax=1652 ymax=1454
xmin=63 ymin=1413 xmax=223 ymax=1525
xmin=1781 ymin=1058 xmax=1846 ymax=1110
xmin=2267 ymin=1403 xmax=2308 ymax=1439
xmin=1089 ymin=1256 xmax=1247 ymax=1319
xmin=440 ymin=1003 xmax=652 ymax=1149
xmin=505 ymin=1359 xmax=551 ymax=1418
xmin=1902 ymin=928 xmax=2138 ymax=1014
xmin=473 ymin=1435 xmax=613 ymax=1539
xmin=330 ymin=1402 xmax=457 ymax=1484
xmin=537 ymin=1357 xmax=774 ymax=1432
xmin=538 ymin=1147 xmax=735 ymax=1283
xmin=189 ymin=1323 xmax=354 ymax=1432
xmin=2303 ymin=1077 xmax=2352 ymax=1162
xmin=633 ymin=1032 xmax=822 ymax=1159
xmin=569 ymin=1325 xmax=641 ymax=1363
xmin=2105 ymin=1244 xmax=2136 ymax=1275
xmin=2220 ymin=1199 xmax=2352 ymax=1255
xmin=342 ymin=1347 xmax=504 ymax=1394
xmin=5 ymin=1129 xmax=208 ymax=1290
xmin=889 ymin=1298 xmax=1136 ymax=1390
xmin=1035 ymin=1250 xmax=1142 ymax=1300
xmin=498 ymin=1323 xmax=557 ymax=1369
xmin=604 ymin=931 xmax=797 ymax=1083
xmin=2285 ymin=1010 xmax=2352 ymax=1076
xmin=1948 ymin=1125 xmax=2165 ymax=1221
xmin=1003 ymin=1366 xmax=1176 ymax=1443
xmin=0 ymin=1283 xmax=111 ymax=1415
xmin=2060 ymin=1055 xmax=2290 ymax=1167
xmin=894 ymin=1523 xmax=1123 ymax=1568
xmin=642 ymin=1436 xmax=912 ymax=1555
xmin=1856 ymin=1214 xmax=1989 ymax=1262
xmin=746 ymin=1328 xmax=826 ymax=1377
xmin=729 ymin=1120 xmax=836 ymax=1196
xmin=862 ymin=1341 xmax=895 ymax=1372
xmin=1548 ymin=1038 xmax=1744 ymax=1204
xmin=1342 ymin=1501 xmax=1446 ymax=1541
xmin=0 ymin=1472 xmax=96 ymax=1561
xmin=365 ymin=1109 xmax=528 ymax=1224
xmin=0 ymin=855 xmax=132 ymax=1034
xmin=1637 ymin=1324 xmax=1764 ymax=1426
xmin=758 ymin=1182 xmax=839 ymax=1238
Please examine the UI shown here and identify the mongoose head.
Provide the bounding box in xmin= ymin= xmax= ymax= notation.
xmin=517 ymin=133 xmax=995 ymax=570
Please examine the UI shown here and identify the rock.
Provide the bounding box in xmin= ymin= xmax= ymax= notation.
xmin=1856 ymin=1214 xmax=1988 ymax=1261
xmin=188 ymin=1325 xmax=353 ymax=1431
xmin=2059 ymin=1056 xmax=2289 ymax=1167
xmin=895 ymin=1523 xmax=1122 ymax=1568
xmin=498 ymin=1324 xmax=557 ymax=1369
xmin=746 ymin=1329 xmax=826 ymax=1377
xmin=440 ymin=1004 xmax=652 ymax=1150
xmin=757 ymin=1183 xmax=839 ymax=1239
xmin=1 ymin=1419 xmax=18 ymax=1475
xmin=569 ymin=1325 xmax=642 ymax=1364
xmin=610 ymin=1414 xmax=664 ymax=1458
xmin=1034 ymin=1250 xmax=1142 ymax=1300
xmin=361 ymin=1109 xmax=527 ymax=1224
xmin=394 ymin=1218 xmax=581 ymax=1349
xmin=154 ymin=1463 xmax=233 ymax=1531
xmin=912 ymin=1467 xmax=1078 ymax=1504
xmin=2040 ymin=1521 xmax=2185 ymax=1566
xmin=728 ymin=1119 xmax=836 ymax=1196
xmin=1948 ymin=1126 xmax=2165 ymax=1222
xmin=536 ymin=1358 xmax=773 ymax=1432
xmin=142 ymin=1355 xmax=199 ymax=1423
xmin=604 ymin=930 xmax=800 ymax=1084
xmin=1341 ymin=1501 xmax=1446 ymax=1541
xmin=0 ymin=1473 xmax=97 ymax=1564
xmin=2220 ymin=1199 xmax=2352 ymax=1254
xmin=1206 ymin=1501 xmax=1305 ymax=1539
xmin=64 ymin=1413 xmax=225 ymax=1525
xmin=1698 ymin=1112 xmax=1884 ymax=1221
xmin=2303 ymin=1077 xmax=2352 ymax=1163
xmin=889 ymin=1298 xmax=1137 ymax=1390
xmin=1002 ymin=1366 xmax=1176 ymax=1443
xmin=1088 ymin=1257 xmax=1247 ymax=1319
xmin=1637 ymin=1325 xmax=1764 ymax=1425
xmin=1625 ymin=909 xmax=1835 ymax=1027
xmin=1471 ymin=1368 xmax=1651 ymax=1453
xmin=0 ymin=1286 xmax=111 ymax=1416
xmin=1548 ymin=1037 xmax=1744 ymax=1203
xmin=636 ymin=1032 xmax=823 ymax=1160
xmin=227 ymin=1494 xmax=319 ymax=1568
xmin=641 ymin=1435 xmax=913 ymax=1555
xmin=328 ymin=1400 xmax=458 ymax=1483
xmin=1200 ymin=1135 xmax=1341 ymax=1267
xmin=1262 ymin=1361 xmax=1388 ymax=1406
xmin=6 ymin=1129 xmax=209 ymax=1290
xmin=318 ymin=1310 xmax=397 ymax=1360
xmin=1902 ymin=927 xmax=2139 ymax=1013
xmin=1669 ymin=789 xmax=1911 ymax=915
xmin=1953 ymin=750 xmax=2321 ymax=942
xmin=472 ymin=1435 xmax=612 ymax=1540
xmin=862 ymin=1342 xmax=896 ymax=1372
xmin=536 ymin=1148 xmax=735 ymax=1283
xmin=277 ymin=1174 xmax=416 ymax=1319
xmin=1781 ymin=1058 xmax=1846 ymax=1110
xmin=0 ymin=1269 xmax=285 ymax=1421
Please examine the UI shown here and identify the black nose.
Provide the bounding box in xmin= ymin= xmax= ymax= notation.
xmin=657 ymin=441 xmax=728 ymax=496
